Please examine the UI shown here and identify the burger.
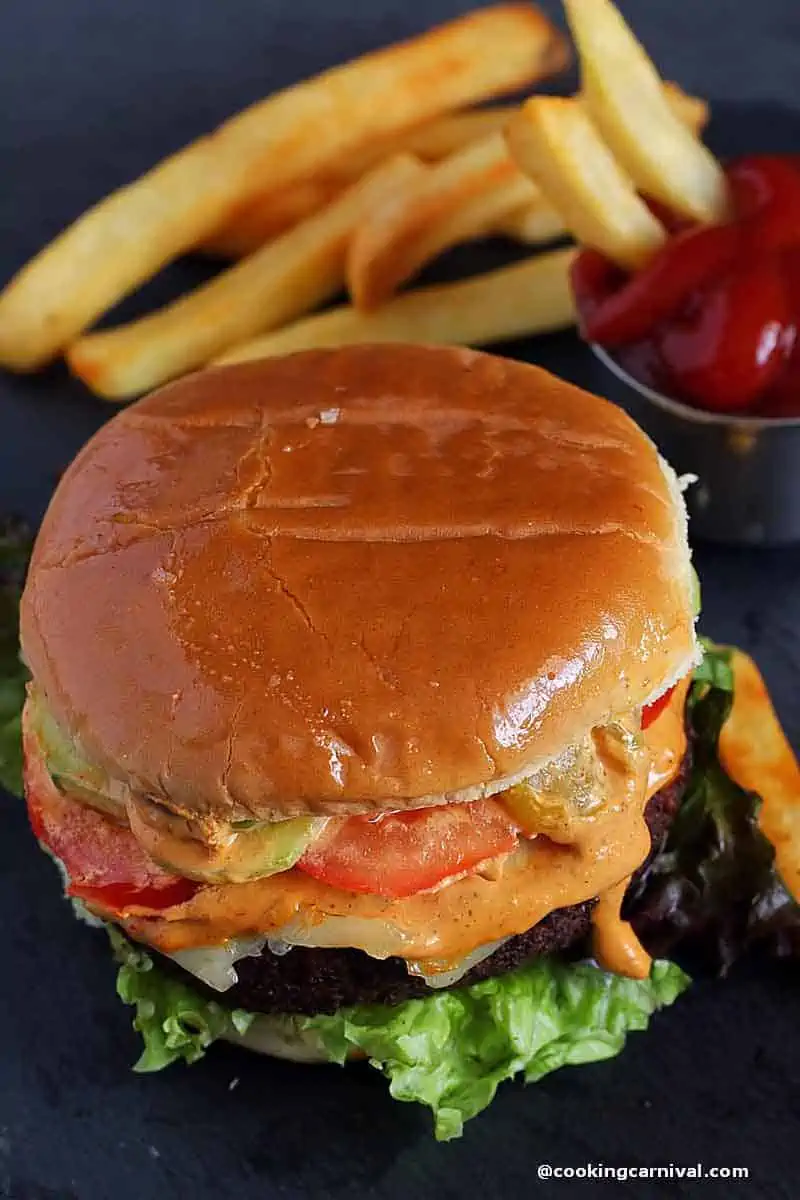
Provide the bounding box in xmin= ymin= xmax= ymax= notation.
xmin=20 ymin=344 xmax=698 ymax=1138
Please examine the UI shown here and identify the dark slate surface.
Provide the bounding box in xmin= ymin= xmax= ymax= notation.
xmin=1 ymin=2 xmax=799 ymax=1198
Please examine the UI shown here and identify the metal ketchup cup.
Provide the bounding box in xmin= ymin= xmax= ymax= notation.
xmin=592 ymin=343 xmax=800 ymax=546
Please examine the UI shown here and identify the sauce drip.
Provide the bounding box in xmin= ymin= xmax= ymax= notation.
xmin=591 ymin=879 xmax=652 ymax=980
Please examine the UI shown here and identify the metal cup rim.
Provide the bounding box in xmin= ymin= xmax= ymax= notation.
xmin=590 ymin=342 xmax=800 ymax=432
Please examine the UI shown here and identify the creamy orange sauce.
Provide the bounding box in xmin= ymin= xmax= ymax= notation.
xmin=126 ymin=792 xmax=326 ymax=884
xmin=591 ymin=878 xmax=652 ymax=979
xmin=120 ymin=680 xmax=686 ymax=887
xmin=585 ymin=673 xmax=688 ymax=980
xmin=114 ymin=684 xmax=689 ymax=966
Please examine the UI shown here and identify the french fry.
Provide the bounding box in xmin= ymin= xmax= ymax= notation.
xmin=198 ymin=107 xmax=522 ymax=260
xmin=0 ymin=5 xmax=569 ymax=370
xmin=343 ymin=106 xmax=526 ymax=177
xmin=215 ymin=246 xmax=576 ymax=365
xmin=199 ymin=83 xmax=706 ymax=263
xmin=200 ymin=179 xmax=348 ymax=258
xmin=372 ymin=170 xmax=545 ymax=279
xmin=494 ymin=77 xmax=707 ymax=247
xmin=718 ymin=648 xmax=800 ymax=902
xmin=495 ymin=202 xmax=566 ymax=245
xmin=346 ymin=73 xmax=707 ymax=308
xmin=506 ymin=97 xmax=666 ymax=270
xmin=67 ymin=155 xmax=426 ymax=400
xmin=564 ymin=0 xmax=727 ymax=223
xmin=347 ymin=132 xmax=525 ymax=309
xmin=662 ymin=82 xmax=709 ymax=135
xmin=392 ymin=106 xmax=520 ymax=161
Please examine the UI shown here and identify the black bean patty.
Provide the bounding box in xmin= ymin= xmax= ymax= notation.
xmin=173 ymin=749 xmax=690 ymax=1016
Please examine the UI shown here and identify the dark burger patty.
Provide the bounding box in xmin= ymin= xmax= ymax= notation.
xmin=176 ymin=748 xmax=690 ymax=1016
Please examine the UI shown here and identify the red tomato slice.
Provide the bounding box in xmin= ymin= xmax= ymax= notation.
xmin=641 ymin=685 xmax=677 ymax=731
xmin=583 ymin=224 xmax=741 ymax=348
xmin=23 ymin=737 xmax=196 ymax=912
xmin=297 ymin=799 xmax=520 ymax=899
xmin=656 ymin=257 xmax=791 ymax=412
xmin=727 ymin=155 xmax=800 ymax=252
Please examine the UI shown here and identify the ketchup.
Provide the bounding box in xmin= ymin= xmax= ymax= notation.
xmin=573 ymin=155 xmax=800 ymax=417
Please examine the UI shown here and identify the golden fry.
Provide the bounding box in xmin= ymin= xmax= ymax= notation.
xmin=495 ymin=202 xmax=566 ymax=244
xmin=564 ymin=0 xmax=727 ymax=222
xmin=347 ymin=71 xmax=704 ymax=304
xmin=199 ymin=84 xmax=700 ymax=262
xmin=397 ymin=106 xmax=521 ymax=160
xmin=216 ymin=246 xmax=576 ymax=364
xmin=347 ymin=132 xmax=526 ymax=309
xmin=200 ymin=179 xmax=347 ymax=258
xmin=719 ymin=647 xmax=800 ymax=903
xmin=662 ymin=82 xmax=709 ymax=135
xmin=368 ymin=169 xmax=543 ymax=285
xmin=506 ymin=96 xmax=666 ymax=270
xmin=0 ymin=5 xmax=569 ymax=369
xmin=67 ymin=155 xmax=425 ymax=400
xmin=198 ymin=107 xmax=523 ymax=260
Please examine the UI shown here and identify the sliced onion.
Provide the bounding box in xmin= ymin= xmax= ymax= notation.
xmin=262 ymin=920 xmax=510 ymax=992
xmin=274 ymin=914 xmax=417 ymax=959
xmin=169 ymin=924 xmax=508 ymax=995
xmin=405 ymin=937 xmax=510 ymax=989
xmin=266 ymin=936 xmax=294 ymax=957
xmin=168 ymin=936 xmax=267 ymax=992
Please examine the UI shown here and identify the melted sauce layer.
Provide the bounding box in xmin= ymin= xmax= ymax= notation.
xmin=116 ymin=684 xmax=688 ymax=968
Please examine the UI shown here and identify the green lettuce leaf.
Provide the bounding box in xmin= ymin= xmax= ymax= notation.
xmin=108 ymin=926 xmax=254 ymax=1071
xmin=626 ymin=640 xmax=800 ymax=971
xmin=0 ymin=518 xmax=31 ymax=797
xmin=302 ymin=956 xmax=690 ymax=1140
xmin=108 ymin=925 xmax=689 ymax=1139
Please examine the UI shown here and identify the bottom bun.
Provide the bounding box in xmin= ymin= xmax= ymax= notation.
xmin=224 ymin=1017 xmax=338 ymax=1064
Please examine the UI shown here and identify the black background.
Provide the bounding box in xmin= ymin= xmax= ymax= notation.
xmin=1 ymin=2 xmax=799 ymax=1198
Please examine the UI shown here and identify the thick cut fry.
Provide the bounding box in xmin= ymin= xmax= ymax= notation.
xmin=393 ymin=106 xmax=520 ymax=161
xmin=200 ymin=179 xmax=347 ymax=258
xmin=719 ymin=648 xmax=800 ymax=903
xmin=67 ymin=155 xmax=426 ymax=400
xmin=346 ymin=74 xmax=703 ymax=307
xmin=347 ymin=132 xmax=525 ymax=309
xmin=662 ymin=82 xmax=709 ymax=135
xmin=200 ymin=83 xmax=705 ymax=263
xmin=216 ymin=246 xmax=575 ymax=365
xmin=343 ymin=106 xmax=526 ymax=177
xmin=198 ymin=107 xmax=522 ymax=260
xmin=373 ymin=170 xmax=544 ymax=280
xmin=507 ymin=97 xmax=666 ymax=270
xmin=0 ymin=5 xmax=569 ymax=370
xmin=565 ymin=0 xmax=727 ymax=223
xmin=496 ymin=203 xmax=566 ymax=244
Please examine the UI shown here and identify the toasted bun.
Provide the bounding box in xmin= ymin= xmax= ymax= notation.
xmin=21 ymin=345 xmax=696 ymax=821
xmin=224 ymin=1018 xmax=333 ymax=1064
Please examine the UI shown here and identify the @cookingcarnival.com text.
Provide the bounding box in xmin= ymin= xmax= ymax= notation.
xmin=536 ymin=1163 xmax=749 ymax=1182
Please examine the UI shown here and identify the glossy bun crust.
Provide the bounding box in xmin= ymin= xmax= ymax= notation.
xmin=21 ymin=345 xmax=695 ymax=821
